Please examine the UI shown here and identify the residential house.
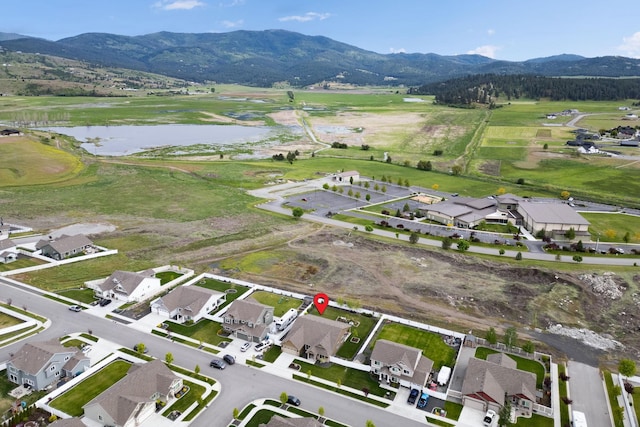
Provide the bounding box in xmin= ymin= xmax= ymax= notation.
xmin=6 ymin=340 xmax=90 ymax=390
xmin=461 ymin=353 xmax=536 ymax=417
xmin=222 ymin=297 xmax=274 ymax=342
xmin=370 ymin=339 xmax=434 ymax=389
xmin=151 ymin=285 xmax=226 ymax=324
xmin=334 ymin=170 xmax=360 ymax=183
xmin=83 ymin=360 xmax=182 ymax=427
xmin=281 ymin=315 xmax=350 ymax=362
xmin=36 ymin=234 xmax=94 ymax=260
xmin=261 ymin=415 xmax=324 ymax=427
xmin=95 ymin=270 xmax=161 ymax=303
xmin=0 ymin=238 xmax=18 ymax=264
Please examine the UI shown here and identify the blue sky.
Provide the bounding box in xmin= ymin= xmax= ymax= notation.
xmin=3 ymin=0 xmax=640 ymax=61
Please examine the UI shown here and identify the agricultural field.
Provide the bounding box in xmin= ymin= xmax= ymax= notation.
xmin=2 ymin=87 xmax=640 ymax=363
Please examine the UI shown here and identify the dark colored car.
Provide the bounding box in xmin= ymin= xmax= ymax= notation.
xmin=286 ymin=395 xmax=301 ymax=406
xmin=99 ymin=298 xmax=112 ymax=306
xmin=417 ymin=392 xmax=429 ymax=408
xmin=209 ymin=358 xmax=226 ymax=370
xmin=407 ymin=388 xmax=419 ymax=405
xmin=223 ymin=354 xmax=235 ymax=365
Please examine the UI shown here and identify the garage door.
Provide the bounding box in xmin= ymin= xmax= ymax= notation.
xmin=237 ymin=332 xmax=249 ymax=341
xmin=462 ymin=397 xmax=486 ymax=411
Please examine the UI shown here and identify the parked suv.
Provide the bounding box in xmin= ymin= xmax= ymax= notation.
xmin=254 ymin=339 xmax=272 ymax=352
xmin=407 ymin=388 xmax=419 ymax=405
xmin=209 ymin=358 xmax=226 ymax=370
xmin=417 ymin=392 xmax=429 ymax=409
xmin=483 ymin=409 xmax=497 ymax=426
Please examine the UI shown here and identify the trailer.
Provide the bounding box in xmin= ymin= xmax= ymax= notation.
xmin=275 ymin=308 xmax=298 ymax=331
xmin=437 ymin=366 xmax=452 ymax=386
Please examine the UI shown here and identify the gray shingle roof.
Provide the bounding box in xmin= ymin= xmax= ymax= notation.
xmin=462 ymin=356 xmax=536 ymax=405
xmin=49 ymin=418 xmax=87 ymax=427
xmin=36 ymin=234 xmax=93 ymax=253
xmin=99 ymin=270 xmax=154 ymax=294
xmin=371 ymin=340 xmax=433 ymax=386
xmin=84 ymin=360 xmax=180 ymax=427
xmin=160 ymin=285 xmax=224 ymax=314
xmin=518 ymin=201 xmax=590 ymax=225
xmin=283 ymin=315 xmax=350 ymax=357
xmin=224 ymin=297 xmax=271 ymax=324
xmin=10 ymin=340 xmax=85 ymax=375
xmin=0 ymin=239 xmax=16 ymax=250
xmin=262 ymin=415 xmax=324 ymax=427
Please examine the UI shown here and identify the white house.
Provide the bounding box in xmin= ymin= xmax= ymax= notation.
xmin=150 ymin=285 xmax=226 ymax=324
xmin=94 ymin=270 xmax=162 ymax=303
xmin=0 ymin=239 xmax=18 ymax=264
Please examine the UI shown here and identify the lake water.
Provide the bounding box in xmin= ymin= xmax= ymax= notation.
xmin=39 ymin=124 xmax=273 ymax=156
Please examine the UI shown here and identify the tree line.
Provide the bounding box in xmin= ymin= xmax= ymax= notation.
xmin=408 ymin=74 xmax=640 ymax=105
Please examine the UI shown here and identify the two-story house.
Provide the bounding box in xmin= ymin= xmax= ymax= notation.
xmin=6 ymin=340 xmax=90 ymax=390
xmin=281 ymin=315 xmax=350 ymax=362
xmin=462 ymin=353 xmax=537 ymax=417
xmin=83 ymin=360 xmax=182 ymax=427
xmin=222 ymin=297 xmax=274 ymax=342
xmin=370 ymin=339 xmax=434 ymax=389
xmin=94 ymin=270 xmax=162 ymax=303
xmin=151 ymin=285 xmax=226 ymax=324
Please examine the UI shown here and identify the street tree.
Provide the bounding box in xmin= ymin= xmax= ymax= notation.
xmin=486 ymin=327 xmax=498 ymax=345
xmin=498 ymin=398 xmax=513 ymax=426
xmin=280 ymin=392 xmax=288 ymax=406
xmin=442 ymin=237 xmax=452 ymax=250
xmin=409 ymin=232 xmax=419 ymax=244
xmin=503 ymin=326 xmax=518 ymax=350
xmin=165 ymin=352 xmax=174 ymax=364
xmin=619 ymin=359 xmax=637 ymax=378
xmin=457 ymin=239 xmax=470 ymax=252
xmin=292 ymin=207 xmax=304 ymax=219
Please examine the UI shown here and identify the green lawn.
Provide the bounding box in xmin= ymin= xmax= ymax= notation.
xmin=604 ymin=370 xmax=625 ymax=427
xmin=295 ymin=360 xmax=387 ymax=397
xmin=373 ymin=323 xmax=456 ymax=370
xmin=0 ymin=256 xmax=47 ymax=272
xmin=0 ymin=312 xmax=21 ymax=328
xmin=50 ymin=360 xmax=131 ymax=416
xmin=557 ymin=364 xmax=570 ymax=426
xmin=581 ymin=212 xmax=640 ymax=244
xmin=307 ymin=306 xmax=378 ymax=360
xmin=250 ymin=291 xmax=302 ymax=317
xmin=162 ymin=380 xmax=205 ymax=415
xmin=165 ymin=319 xmax=231 ymax=346
xmin=156 ymin=271 xmax=184 ymax=285
xmin=244 ymin=409 xmax=278 ymax=427
xmin=474 ymin=347 xmax=545 ymax=388
xmin=195 ymin=278 xmax=249 ymax=312
xmin=512 ymin=414 xmax=554 ymax=426
xmin=57 ymin=288 xmax=97 ymax=304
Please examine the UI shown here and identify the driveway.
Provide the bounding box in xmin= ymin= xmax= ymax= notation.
xmin=568 ymin=361 xmax=613 ymax=427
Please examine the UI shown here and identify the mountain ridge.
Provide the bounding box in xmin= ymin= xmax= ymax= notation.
xmin=1 ymin=30 xmax=639 ymax=87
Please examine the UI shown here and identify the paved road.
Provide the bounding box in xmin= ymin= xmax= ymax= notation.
xmin=0 ymin=279 xmax=426 ymax=427
xmin=568 ymin=361 xmax=613 ymax=427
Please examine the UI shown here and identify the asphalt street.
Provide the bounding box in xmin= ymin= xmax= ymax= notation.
xmin=0 ymin=278 xmax=426 ymax=427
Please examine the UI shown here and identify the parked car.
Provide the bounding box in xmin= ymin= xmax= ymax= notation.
xmin=483 ymin=409 xmax=497 ymax=426
xmin=254 ymin=339 xmax=272 ymax=352
xmin=68 ymin=305 xmax=82 ymax=312
xmin=99 ymin=298 xmax=112 ymax=306
xmin=240 ymin=342 xmax=251 ymax=352
xmin=286 ymin=395 xmax=301 ymax=406
xmin=407 ymin=388 xmax=419 ymax=405
xmin=223 ymin=354 xmax=235 ymax=365
xmin=417 ymin=392 xmax=429 ymax=409
xmin=209 ymin=358 xmax=226 ymax=370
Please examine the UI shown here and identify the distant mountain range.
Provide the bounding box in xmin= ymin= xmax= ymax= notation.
xmin=2 ymin=30 xmax=640 ymax=87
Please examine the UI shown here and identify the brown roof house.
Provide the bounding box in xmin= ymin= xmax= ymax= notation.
xmin=281 ymin=315 xmax=350 ymax=363
xmin=94 ymin=270 xmax=162 ymax=303
xmin=461 ymin=353 xmax=537 ymax=416
xmin=0 ymin=238 xmax=18 ymax=264
xmin=261 ymin=415 xmax=324 ymax=427
xmin=151 ymin=285 xmax=226 ymax=324
xmin=222 ymin=297 xmax=274 ymax=342
xmin=36 ymin=234 xmax=94 ymax=260
xmin=6 ymin=340 xmax=90 ymax=390
xmin=370 ymin=339 xmax=434 ymax=389
xmin=49 ymin=419 xmax=87 ymax=427
xmin=83 ymin=360 xmax=182 ymax=427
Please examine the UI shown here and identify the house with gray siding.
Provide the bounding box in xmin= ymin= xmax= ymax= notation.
xmin=281 ymin=315 xmax=350 ymax=362
xmin=370 ymin=339 xmax=433 ymax=389
xmin=36 ymin=234 xmax=94 ymax=260
xmin=6 ymin=340 xmax=90 ymax=390
xmin=222 ymin=297 xmax=274 ymax=342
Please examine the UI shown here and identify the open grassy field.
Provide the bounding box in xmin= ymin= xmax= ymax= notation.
xmin=581 ymin=212 xmax=640 ymax=243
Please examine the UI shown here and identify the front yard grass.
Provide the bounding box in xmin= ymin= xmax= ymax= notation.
xmin=244 ymin=409 xmax=278 ymax=427
xmin=307 ymin=306 xmax=377 ymax=360
xmin=50 ymin=360 xmax=131 ymax=416
xmin=0 ymin=312 xmax=21 ymax=329
xmin=295 ymin=360 xmax=387 ymax=397
xmin=512 ymin=414 xmax=553 ymax=426
xmin=373 ymin=322 xmax=456 ymax=370
xmin=165 ymin=319 xmax=231 ymax=346
xmin=249 ymin=291 xmax=302 ymax=317
xmin=56 ymin=288 xmax=97 ymax=304
xmin=557 ymin=364 xmax=569 ymax=426
xmin=474 ymin=347 xmax=545 ymax=388
xmin=162 ymin=380 xmax=204 ymax=415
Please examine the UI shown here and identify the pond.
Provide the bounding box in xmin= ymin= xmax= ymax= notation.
xmin=38 ymin=124 xmax=274 ymax=156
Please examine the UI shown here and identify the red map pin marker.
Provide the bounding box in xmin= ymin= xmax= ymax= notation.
xmin=313 ymin=293 xmax=329 ymax=315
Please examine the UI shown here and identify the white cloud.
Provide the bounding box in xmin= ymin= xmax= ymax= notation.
xmin=618 ymin=32 xmax=640 ymax=58
xmin=153 ymin=0 xmax=205 ymax=10
xmin=222 ymin=19 xmax=243 ymax=28
xmin=467 ymin=45 xmax=500 ymax=58
xmin=487 ymin=29 xmax=495 ymax=36
xmin=389 ymin=47 xmax=406 ymax=54
xmin=278 ymin=12 xmax=330 ymax=23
